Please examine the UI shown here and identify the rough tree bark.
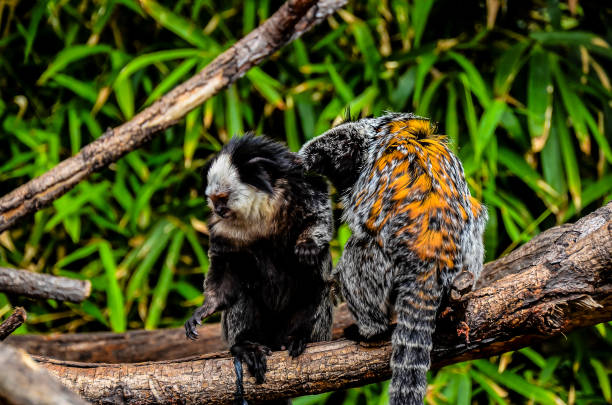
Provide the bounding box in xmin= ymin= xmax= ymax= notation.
xmin=0 ymin=307 xmax=26 ymax=341
xmin=0 ymin=0 xmax=348 ymax=233
xmin=0 ymin=267 xmax=91 ymax=303
xmin=8 ymin=202 xmax=610 ymax=404
xmin=0 ymin=343 xmax=89 ymax=405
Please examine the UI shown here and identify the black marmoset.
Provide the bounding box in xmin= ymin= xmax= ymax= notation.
xmin=185 ymin=134 xmax=334 ymax=403
xmin=299 ymin=113 xmax=487 ymax=405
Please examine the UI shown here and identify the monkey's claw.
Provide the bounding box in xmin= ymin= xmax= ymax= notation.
xmin=295 ymin=239 xmax=321 ymax=266
xmin=231 ymin=342 xmax=272 ymax=384
xmin=185 ymin=315 xmax=202 ymax=340
xmin=287 ymin=335 xmax=308 ymax=358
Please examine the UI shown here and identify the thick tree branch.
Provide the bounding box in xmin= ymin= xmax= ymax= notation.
xmin=0 ymin=0 xmax=347 ymax=233
xmin=0 ymin=307 xmax=26 ymax=341
xmin=0 ymin=267 xmax=91 ymax=303
xmin=0 ymin=343 xmax=88 ymax=405
xmin=8 ymin=202 xmax=611 ymax=403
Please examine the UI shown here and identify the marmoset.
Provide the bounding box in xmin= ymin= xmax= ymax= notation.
xmin=299 ymin=113 xmax=487 ymax=405
xmin=185 ymin=134 xmax=333 ymax=404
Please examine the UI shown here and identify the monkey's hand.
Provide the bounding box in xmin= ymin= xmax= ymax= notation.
xmin=295 ymin=238 xmax=323 ymax=266
xmin=230 ymin=342 xmax=272 ymax=384
xmin=184 ymin=297 xmax=219 ymax=340
xmin=286 ymin=332 xmax=309 ymax=358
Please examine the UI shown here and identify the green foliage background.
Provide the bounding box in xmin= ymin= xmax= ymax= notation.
xmin=1 ymin=0 xmax=611 ymax=403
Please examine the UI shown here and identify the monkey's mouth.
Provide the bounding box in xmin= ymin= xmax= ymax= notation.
xmin=214 ymin=206 xmax=233 ymax=219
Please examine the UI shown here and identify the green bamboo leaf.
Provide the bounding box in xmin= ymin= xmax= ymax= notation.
xmin=520 ymin=347 xmax=547 ymax=368
xmin=445 ymin=83 xmax=459 ymax=151
xmin=38 ymin=45 xmax=113 ymax=85
xmin=51 ymin=74 xmax=121 ymax=119
xmin=498 ymin=147 xmax=560 ymax=200
xmin=99 ymin=242 xmax=126 ymax=333
xmin=413 ymin=52 xmax=437 ymax=107
xmin=63 ymin=215 xmax=81 ymax=243
xmin=184 ymin=225 xmax=209 ymax=273
xmin=448 ymin=51 xmax=491 ymax=107
xmin=350 ymin=21 xmax=381 ymax=80
xmin=494 ymin=41 xmax=530 ymax=96
xmin=145 ymin=231 xmax=184 ymax=329
xmin=226 ymin=84 xmax=243 ymax=137
xmin=144 ymin=58 xmax=199 ymax=106
xmin=116 ymin=49 xmax=205 ymax=84
xmin=23 ymin=2 xmax=45 ymax=62
xmin=541 ymin=119 xmax=567 ymax=195
xmin=531 ymin=31 xmax=612 ymax=59
xmin=67 ymin=106 xmax=82 ymax=155
xmin=140 ymin=0 xmax=218 ymax=50
xmin=555 ymin=107 xmax=582 ymax=210
xmin=540 ymin=356 xmax=561 ymax=384
xmin=474 ymin=360 xmax=562 ymax=405
xmin=590 ymin=359 xmax=612 ymax=402
xmin=527 ymin=49 xmax=553 ymax=151
xmin=172 ymin=281 xmax=202 ymax=301
xmin=550 ymin=57 xmax=590 ymax=154
xmin=412 ymin=0 xmax=434 ymax=48
xmin=125 ymin=220 xmax=175 ymax=301
xmin=347 ymin=86 xmax=378 ymax=116
xmin=457 ymin=373 xmax=472 ymax=405
xmin=55 ymin=242 xmax=102 ymax=269
xmin=326 ymin=60 xmax=354 ymax=104
xmin=295 ymin=93 xmax=315 ymax=141
xmin=416 ymin=75 xmax=444 ymax=116
xmin=390 ymin=67 xmax=416 ymax=110
xmin=284 ymin=98 xmax=300 ymax=152
xmin=246 ymin=68 xmax=285 ymax=109
xmin=469 ymin=370 xmax=509 ymax=405
xmin=475 ymin=99 xmax=506 ymax=159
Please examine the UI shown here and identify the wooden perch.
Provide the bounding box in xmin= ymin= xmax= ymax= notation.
xmin=0 ymin=0 xmax=347 ymax=233
xmin=0 ymin=307 xmax=26 ymax=341
xmin=0 ymin=267 xmax=91 ymax=303
xmin=0 ymin=343 xmax=88 ymax=405
xmin=9 ymin=202 xmax=611 ymax=404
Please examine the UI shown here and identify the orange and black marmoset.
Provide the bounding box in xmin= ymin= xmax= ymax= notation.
xmin=299 ymin=112 xmax=487 ymax=405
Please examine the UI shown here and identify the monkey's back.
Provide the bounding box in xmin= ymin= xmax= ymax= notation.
xmin=345 ymin=114 xmax=484 ymax=281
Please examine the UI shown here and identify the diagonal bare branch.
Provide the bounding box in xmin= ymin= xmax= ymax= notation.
xmin=0 ymin=0 xmax=348 ymax=233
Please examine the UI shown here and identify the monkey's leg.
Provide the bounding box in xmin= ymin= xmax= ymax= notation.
xmin=337 ymin=235 xmax=394 ymax=339
xmin=224 ymin=296 xmax=271 ymax=384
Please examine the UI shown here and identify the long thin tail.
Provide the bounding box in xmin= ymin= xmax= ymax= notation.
xmin=390 ymin=275 xmax=442 ymax=405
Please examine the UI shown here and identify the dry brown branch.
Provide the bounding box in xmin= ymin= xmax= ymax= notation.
xmin=0 ymin=0 xmax=347 ymax=233
xmin=0 ymin=307 xmax=26 ymax=341
xmin=0 ymin=267 xmax=91 ymax=303
xmin=0 ymin=343 xmax=88 ymax=405
xmin=9 ymin=202 xmax=610 ymax=404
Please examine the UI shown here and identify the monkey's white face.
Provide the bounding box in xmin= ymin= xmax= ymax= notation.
xmin=206 ymin=153 xmax=282 ymax=242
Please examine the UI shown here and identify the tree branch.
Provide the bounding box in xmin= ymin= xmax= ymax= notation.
xmin=9 ymin=202 xmax=611 ymax=403
xmin=0 ymin=0 xmax=348 ymax=233
xmin=0 ymin=268 xmax=91 ymax=303
xmin=0 ymin=307 xmax=26 ymax=341
xmin=0 ymin=343 xmax=88 ymax=405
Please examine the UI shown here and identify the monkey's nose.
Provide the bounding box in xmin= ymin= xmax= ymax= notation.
xmin=214 ymin=205 xmax=231 ymax=218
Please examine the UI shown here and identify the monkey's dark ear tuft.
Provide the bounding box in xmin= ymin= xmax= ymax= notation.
xmin=241 ymin=163 xmax=275 ymax=194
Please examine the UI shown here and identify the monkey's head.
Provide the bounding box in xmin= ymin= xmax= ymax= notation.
xmin=203 ymin=134 xmax=298 ymax=230
xmin=299 ymin=120 xmax=371 ymax=193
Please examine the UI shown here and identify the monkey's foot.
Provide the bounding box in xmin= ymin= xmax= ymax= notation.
xmin=343 ymin=324 xmax=393 ymax=346
xmin=286 ymin=334 xmax=309 ymax=358
xmin=231 ymin=342 xmax=272 ymax=384
xmin=184 ymin=312 xmax=203 ymax=340
xmin=294 ymin=239 xmax=322 ymax=266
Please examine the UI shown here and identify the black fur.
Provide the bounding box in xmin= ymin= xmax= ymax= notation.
xmin=186 ymin=134 xmax=333 ymax=404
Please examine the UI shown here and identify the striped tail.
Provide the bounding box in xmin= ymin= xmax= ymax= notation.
xmin=389 ymin=277 xmax=442 ymax=405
